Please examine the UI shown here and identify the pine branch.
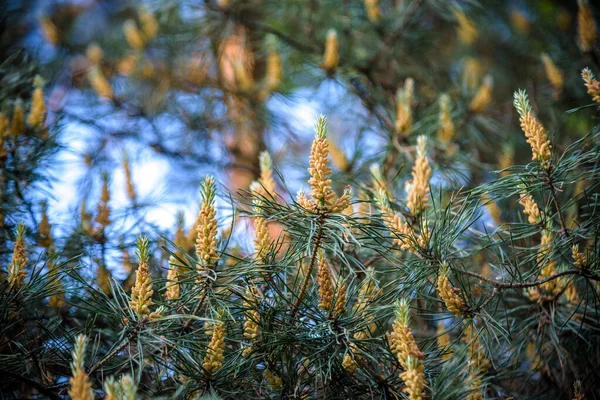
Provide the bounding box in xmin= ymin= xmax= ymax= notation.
xmin=460 ymin=268 xmax=600 ymax=290
xmin=88 ymin=318 xmax=146 ymax=376
xmin=181 ymin=280 xmax=211 ymax=331
xmin=291 ymin=214 xmax=325 ymax=318
xmin=544 ymin=168 xmax=570 ymax=237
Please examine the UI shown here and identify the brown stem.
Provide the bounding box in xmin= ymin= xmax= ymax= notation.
xmin=180 ymin=261 xmax=220 ymax=332
xmin=474 ymin=287 xmax=499 ymax=312
xmin=88 ymin=340 xmax=129 ymax=375
xmin=461 ymin=268 xmax=599 ymax=289
xmin=88 ymin=318 xmax=144 ymax=375
xmin=546 ymin=169 xmax=569 ymax=237
xmin=181 ymin=279 xmax=212 ymax=331
xmin=291 ymin=216 xmax=325 ymax=317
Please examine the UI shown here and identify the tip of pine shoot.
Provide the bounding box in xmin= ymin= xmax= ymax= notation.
xmin=416 ymin=135 xmax=427 ymax=158
xmin=258 ymin=150 xmax=272 ymax=171
xmin=374 ymin=188 xmax=389 ymax=209
xmin=71 ymin=334 xmax=88 ymax=372
xmin=33 ymin=75 xmax=45 ymax=87
xmin=176 ymin=210 xmax=185 ymax=225
xmin=136 ymin=234 xmax=150 ymax=263
xmin=439 ymin=93 xmax=451 ymax=108
xmin=200 ymin=175 xmax=216 ymax=204
xmin=101 ymin=170 xmax=110 ymax=183
xmin=398 ymin=78 xmax=414 ymax=100
xmin=394 ymin=298 xmax=411 ymax=326
xmin=439 ymin=262 xmax=449 ymax=277
xmin=315 ymin=114 xmax=327 ymax=140
xmin=582 ymin=67 xmax=594 ymax=82
xmin=513 ymin=89 xmax=531 ymax=118
xmin=265 ymin=33 xmax=279 ymax=50
xmin=15 ymin=221 xmax=27 ymax=239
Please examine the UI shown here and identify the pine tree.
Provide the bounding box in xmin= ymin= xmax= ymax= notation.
xmin=1 ymin=1 xmax=600 ymax=399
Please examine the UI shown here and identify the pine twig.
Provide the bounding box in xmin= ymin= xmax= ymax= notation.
xmin=88 ymin=318 xmax=145 ymax=375
xmin=545 ymin=169 xmax=569 ymax=237
xmin=461 ymin=268 xmax=600 ymax=289
xmin=182 ymin=281 xmax=211 ymax=331
xmin=291 ymin=215 xmax=325 ymax=318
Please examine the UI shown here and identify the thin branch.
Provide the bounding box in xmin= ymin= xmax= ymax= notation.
xmin=291 ymin=214 xmax=325 ymax=318
xmin=181 ymin=280 xmax=211 ymax=331
xmin=87 ymin=318 xmax=145 ymax=375
xmin=474 ymin=287 xmax=499 ymax=312
xmin=460 ymin=268 xmax=600 ymax=289
xmin=545 ymin=169 xmax=570 ymax=237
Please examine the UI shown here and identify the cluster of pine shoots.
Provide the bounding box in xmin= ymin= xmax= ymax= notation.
xmin=3 ymin=70 xmax=600 ymax=398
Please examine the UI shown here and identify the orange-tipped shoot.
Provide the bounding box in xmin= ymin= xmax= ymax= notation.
xmin=68 ymin=335 xmax=93 ymax=400
xmin=129 ymin=235 xmax=154 ymax=315
xmin=7 ymin=222 xmax=28 ymax=288
xmin=203 ymin=319 xmax=226 ymax=374
xmin=323 ymin=29 xmax=339 ymax=74
xmin=513 ymin=90 xmax=552 ymax=167
xmin=406 ymin=135 xmax=432 ymax=216
xmin=578 ymin=0 xmax=597 ymax=52
xmin=195 ymin=175 xmax=219 ymax=270
xmin=437 ymin=264 xmax=467 ymax=317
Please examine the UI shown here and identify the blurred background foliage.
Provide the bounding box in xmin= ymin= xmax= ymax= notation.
xmin=1 ymin=0 xmax=596 ymax=226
